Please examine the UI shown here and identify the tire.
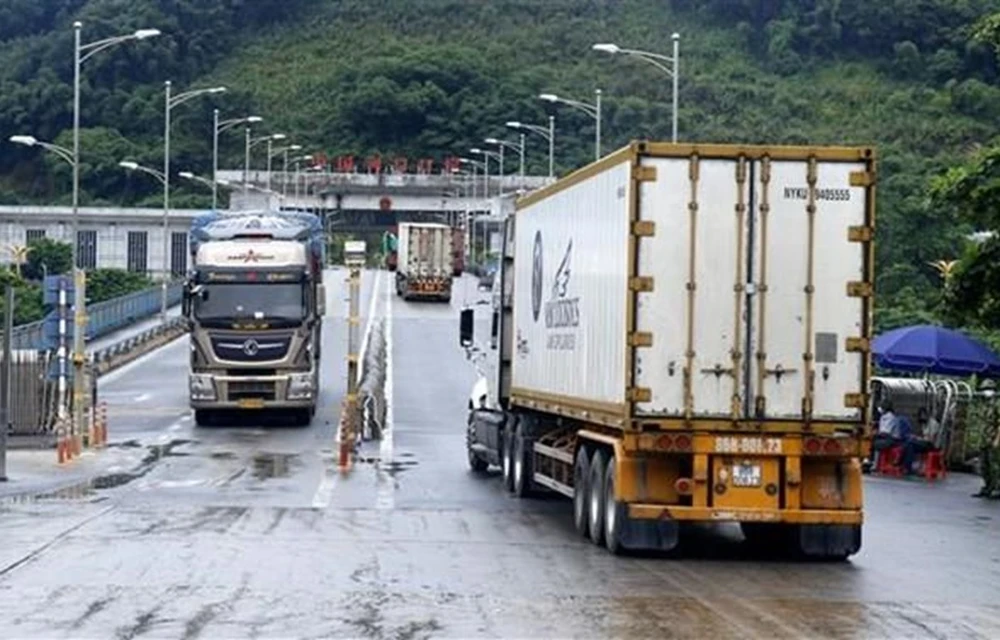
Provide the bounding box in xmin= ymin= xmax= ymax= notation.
xmin=603 ymin=456 xmax=627 ymax=555
xmin=467 ymin=414 xmax=488 ymax=473
xmin=512 ymin=421 xmax=533 ymax=498
xmin=573 ymin=446 xmax=591 ymax=538
xmin=194 ymin=409 xmax=213 ymax=427
xmin=588 ymin=449 xmax=607 ymax=546
xmin=501 ymin=424 xmax=515 ymax=492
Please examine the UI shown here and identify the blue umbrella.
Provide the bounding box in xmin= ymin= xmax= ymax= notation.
xmin=873 ymin=324 xmax=1000 ymax=377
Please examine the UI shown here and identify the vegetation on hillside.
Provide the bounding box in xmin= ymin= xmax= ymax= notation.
xmin=2 ymin=1 xmax=1000 ymax=335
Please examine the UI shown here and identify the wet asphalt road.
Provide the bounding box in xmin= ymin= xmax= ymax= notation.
xmin=1 ymin=270 xmax=1000 ymax=639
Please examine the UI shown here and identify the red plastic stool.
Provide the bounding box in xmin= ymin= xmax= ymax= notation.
xmin=923 ymin=449 xmax=947 ymax=481
xmin=875 ymin=444 xmax=904 ymax=477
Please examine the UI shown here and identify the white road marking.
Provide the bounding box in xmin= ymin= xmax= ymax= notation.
xmin=134 ymin=392 xmax=151 ymax=403
xmin=376 ymin=275 xmax=395 ymax=511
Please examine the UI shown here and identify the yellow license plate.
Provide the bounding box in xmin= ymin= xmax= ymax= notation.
xmin=238 ymin=398 xmax=265 ymax=409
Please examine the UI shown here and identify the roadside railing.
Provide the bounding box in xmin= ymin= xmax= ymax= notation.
xmin=9 ymin=280 xmax=184 ymax=350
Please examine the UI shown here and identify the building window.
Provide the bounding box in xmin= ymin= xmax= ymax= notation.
xmin=127 ymin=231 xmax=148 ymax=274
xmin=171 ymin=232 xmax=187 ymax=276
xmin=77 ymin=230 xmax=97 ymax=270
xmin=26 ymin=229 xmax=46 ymax=244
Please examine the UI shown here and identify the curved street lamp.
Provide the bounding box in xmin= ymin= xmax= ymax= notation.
xmin=506 ymin=117 xmax=555 ymax=178
xmin=213 ymin=111 xmax=262 ymax=209
xmin=470 ymin=147 xmax=502 ymax=197
xmin=244 ymin=131 xmax=287 ymax=195
xmin=593 ymin=34 xmax=680 ymax=142
xmin=485 ymin=136 xmax=526 ymax=177
xmin=162 ymin=82 xmax=225 ymax=320
xmin=540 ymin=89 xmax=602 ymax=160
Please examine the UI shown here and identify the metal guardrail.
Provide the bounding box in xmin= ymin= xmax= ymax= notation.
xmin=9 ymin=280 xmax=184 ymax=350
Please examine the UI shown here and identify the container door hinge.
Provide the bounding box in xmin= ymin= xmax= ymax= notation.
xmin=628 ymin=387 xmax=652 ymax=403
xmin=630 ymin=277 xmax=654 ymax=292
xmin=849 ymin=170 xmax=876 ymax=187
xmin=845 ymin=337 xmax=870 ymax=353
xmin=628 ymin=332 xmax=653 ymax=347
xmin=632 ymin=221 xmax=656 ymax=237
xmin=844 ymin=393 xmax=868 ymax=409
xmin=632 ymin=166 xmax=657 ymax=182
xmin=848 ymin=225 xmax=874 ymax=242
xmin=847 ymin=281 xmax=873 ymax=298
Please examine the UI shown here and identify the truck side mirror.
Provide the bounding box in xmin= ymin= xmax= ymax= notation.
xmin=459 ymin=308 xmax=474 ymax=347
xmin=317 ymin=284 xmax=326 ymax=317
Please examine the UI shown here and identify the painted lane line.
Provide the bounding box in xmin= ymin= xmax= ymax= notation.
xmin=376 ymin=275 xmax=395 ymax=511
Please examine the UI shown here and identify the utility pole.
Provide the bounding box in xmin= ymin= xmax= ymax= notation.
xmin=0 ymin=285 xmax=11 ymax=481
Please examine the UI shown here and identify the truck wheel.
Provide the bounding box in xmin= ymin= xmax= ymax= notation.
xmin=467 ymin=414 xmax=488 ymax=473
xmin=194 ymin=409 xmax=214 ymax=427
xmin=573 ymin=446 xmax=590 ymax=538
xmin=603 ymin=457 xmax=628 ymax=555
xmin=512 ymin=421 xmax=533 ymax=498
xmin=501 ymin=425 xmax=515 ymax=492
xmin=588 ymin=449 xmax=607 ymax=546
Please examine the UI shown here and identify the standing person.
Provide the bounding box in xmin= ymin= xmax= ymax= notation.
xmin=974 ymin=380 xmax=1000 ymax=499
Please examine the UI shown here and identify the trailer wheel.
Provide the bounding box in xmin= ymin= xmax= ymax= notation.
xmin=501 ymin=424 xmax=515 ymax=492
xmin=512 ymin=421 xmax=533 ymax=498
xmin=588 ymin=449 xmax=607 ymax=546
xmin=573 ymin=446 xmax=590 ymax=538
xmin=603 ymin=457 xmax=627 ymax=555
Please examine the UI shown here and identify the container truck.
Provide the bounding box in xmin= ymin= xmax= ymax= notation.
xmin=460 ymin=141 xmax=875 ymax=559
xmin=183 ymin=210 xmax=326 ymax=427
xmin=452 ymin=226 xmax=465 ymax=277
xmin=395 ymin=222 xmax=454 ymax=302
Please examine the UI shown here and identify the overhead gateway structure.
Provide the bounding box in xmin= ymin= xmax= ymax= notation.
xmin=184 ymin=210 xmax=326 ymax=426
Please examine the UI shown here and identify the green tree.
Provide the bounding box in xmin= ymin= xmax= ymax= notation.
xmin=85 ymin=269 xmax=153 ymax=304
xmin=23 ymin=238 xmax=72 ymax=281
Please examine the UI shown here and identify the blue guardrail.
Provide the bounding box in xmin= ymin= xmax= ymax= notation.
xmin=10 ymin=280 xmax=184 ymax=350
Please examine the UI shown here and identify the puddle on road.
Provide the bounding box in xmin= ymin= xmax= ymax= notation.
xmin=210 ymin=451 xmax=236 ymax=460
xmin=355 ymin=454 xmax=419 ymax=477
xmin=142 ymin=439 xmax=194 ymax=465
xmin=252 ymin=453 xmax=298 ymax=480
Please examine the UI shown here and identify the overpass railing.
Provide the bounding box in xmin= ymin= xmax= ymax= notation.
xmin=9 ymin=280 xmax=184 ymax=350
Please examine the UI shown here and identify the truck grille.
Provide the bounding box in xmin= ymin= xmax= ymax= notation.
xmin=228 ymin=380 xmax=276 ymax=401
xmin=210 ymin=333 xmax=292 ymax=362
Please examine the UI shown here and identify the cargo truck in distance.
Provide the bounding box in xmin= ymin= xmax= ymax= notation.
xmin=184 ymin=211 xmax=326 ymax=427
xmin=395 ymin=222 xmax=454 ymax=302
xmin=460 ymin=141 xmax=875 ymax=559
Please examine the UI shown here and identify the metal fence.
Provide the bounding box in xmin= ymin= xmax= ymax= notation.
xmin=9 ymin=280 xmax=184 ymax=350
xmin=3 ymin=350 xmax=57 ymax=438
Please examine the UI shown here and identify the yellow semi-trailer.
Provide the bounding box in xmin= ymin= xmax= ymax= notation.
xmin=460 ymin=141 xmax=875 ymax=558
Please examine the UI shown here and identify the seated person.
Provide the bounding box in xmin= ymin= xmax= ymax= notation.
xmin=913 ymin=407 xmax=942 ymax=453
xmin=872 ymin=402 xmax=918 ymax=474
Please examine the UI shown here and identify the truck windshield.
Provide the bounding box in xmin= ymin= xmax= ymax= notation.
xmin=194 ymin=283 xmax=305 ymax=324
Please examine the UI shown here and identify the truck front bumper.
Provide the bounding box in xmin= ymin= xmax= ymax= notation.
xmin=189 ymin=372 xmax=316 ymax=409
xmin=628 ymin=504 xmax=863 ymax=525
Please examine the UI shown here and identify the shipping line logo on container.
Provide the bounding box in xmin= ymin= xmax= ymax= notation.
xmin=530 ymin=231 xmax=580 ymax=351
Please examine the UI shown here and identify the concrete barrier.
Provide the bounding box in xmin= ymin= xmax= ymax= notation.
xmin=91 ymin=317 xmax=188 ymax=376
xmin=358 ymin=319 xmax=387 ymax=441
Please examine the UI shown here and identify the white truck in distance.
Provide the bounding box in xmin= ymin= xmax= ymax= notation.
xmin=395 ymin=222 xmax=453 ymax=302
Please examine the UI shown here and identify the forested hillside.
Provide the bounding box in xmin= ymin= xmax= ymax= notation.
xmin=3 ymin=0 xmax=1000 ymax=335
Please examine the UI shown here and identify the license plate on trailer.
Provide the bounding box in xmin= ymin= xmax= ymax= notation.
xmin=732 ymin=464 xmax=762 ymax=487
xmin=238 ymin=398 xmax=265 ymax=409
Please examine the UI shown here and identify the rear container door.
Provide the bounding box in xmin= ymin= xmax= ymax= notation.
xmin=634 ymin=148 xmax=872 ymax=423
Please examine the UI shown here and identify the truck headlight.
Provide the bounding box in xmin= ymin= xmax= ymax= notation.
xmin=189 ymin=374 xmax=216 ymax=401
xmin=288 ymin=373 xmax=314 ymax=400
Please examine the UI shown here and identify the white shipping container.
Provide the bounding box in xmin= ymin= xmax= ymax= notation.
xmin=509 ymin=143 xmax=873 ymax=424
xmin=510 ymin=159 xmax=632 ymax=409
xmin=398 ymin=223 xmax=453 ymax=278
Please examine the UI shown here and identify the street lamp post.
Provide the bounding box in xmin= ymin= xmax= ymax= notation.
xmin=244 ymin=132 xmax=287 ymax=201
xmin=291 ymin=155 xmax=313 ymax=203
xmin=485 ymin=137 xmax=526 ymax=177
xmin=164 ymin=82 xmax=225 ymax=322
xmin=213 ymin=110 xmax=262 ymax=210
xmin=593 ymin=34 xmax=680 ymax=142
xmin=470 ymin=148 xmax=500 ymax=198
xmin=506 ymin=118 xmax=556 ymax=178
xmin=278 ymin=145 xmax=303 ymax=198
xmin=540 ymin=89 xmax=602 ymax=160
